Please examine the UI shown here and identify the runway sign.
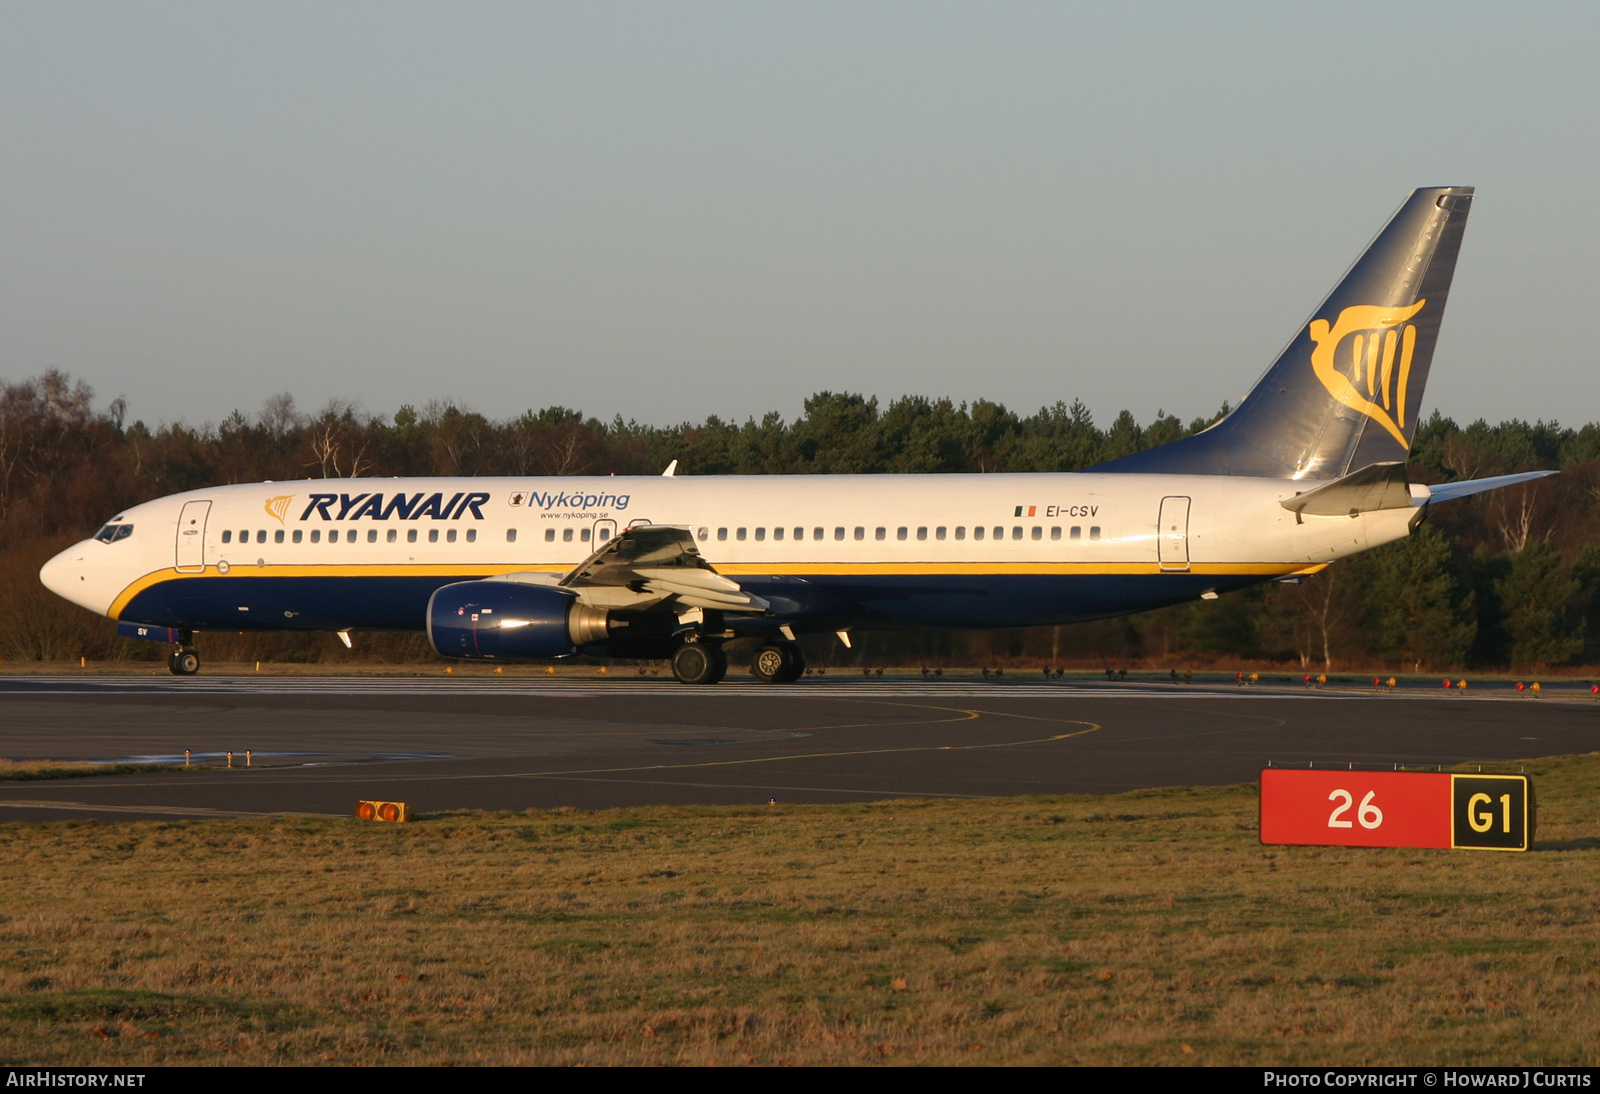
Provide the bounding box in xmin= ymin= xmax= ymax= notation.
xmin=1260 ymin=770 xmax=1532 ymax=851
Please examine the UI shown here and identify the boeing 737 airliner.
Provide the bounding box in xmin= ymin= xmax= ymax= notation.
xmin=39 ymin=187 xmax=1553 ymax=683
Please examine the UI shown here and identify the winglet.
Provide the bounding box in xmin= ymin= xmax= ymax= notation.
xmin=662 ymin=460 xmax=678 ymax=477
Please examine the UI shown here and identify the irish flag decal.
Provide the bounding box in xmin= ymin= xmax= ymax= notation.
xmin=1014 ymin=505 xmax=1036 ymax=517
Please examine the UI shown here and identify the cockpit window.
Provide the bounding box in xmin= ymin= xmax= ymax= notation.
xmin=93 ymin=523 xmax=134 ymax=543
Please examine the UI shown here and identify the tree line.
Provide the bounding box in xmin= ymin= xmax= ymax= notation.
xmin=2 ymin=370 xmax=1596 ymax=672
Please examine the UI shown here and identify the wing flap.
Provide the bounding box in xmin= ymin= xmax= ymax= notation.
xmin=559 ymin=525 xmax=771 ymax=613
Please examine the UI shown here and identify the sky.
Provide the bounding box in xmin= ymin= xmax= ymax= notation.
xmin=3 ymin=2 xmax=1598 ymax=432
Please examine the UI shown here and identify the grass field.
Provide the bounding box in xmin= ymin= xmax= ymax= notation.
xmin=3 ymin=756 xmax=1599 ymax=1066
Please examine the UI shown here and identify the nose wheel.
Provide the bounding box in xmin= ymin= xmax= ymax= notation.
xmin=671 ymin=641 xmax=727 ymax=685
xmin=168 ymin=649 xmax=201 ymax=676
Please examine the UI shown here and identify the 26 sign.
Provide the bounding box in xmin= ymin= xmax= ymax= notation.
xmin=1259 ymin=769 xmax=1533 ymax=851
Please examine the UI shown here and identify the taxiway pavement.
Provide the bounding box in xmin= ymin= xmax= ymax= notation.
xmin=1 ymin=676 xmax=1595 ymax=822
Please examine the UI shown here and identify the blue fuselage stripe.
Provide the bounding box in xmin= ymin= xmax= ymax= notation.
xmin=120 ymin=571 xmax=1264 ymax=632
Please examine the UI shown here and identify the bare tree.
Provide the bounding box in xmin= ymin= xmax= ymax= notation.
xmin=305 ymin=401 xmax=371 ymax=479
xmin=260 ymin=393 xmax=299 ymax=439
xmin=1489 ymin=482 xmax=1549 ymax=553
xmin=0 ymin=371 xmax=98 ymax=525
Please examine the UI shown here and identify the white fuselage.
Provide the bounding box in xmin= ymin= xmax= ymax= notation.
xmin=41 ymin=471 xmax=1422 ymax=634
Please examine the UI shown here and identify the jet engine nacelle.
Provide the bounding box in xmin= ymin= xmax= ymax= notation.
xmin=426 ymin=580 xmax=610 ymax=661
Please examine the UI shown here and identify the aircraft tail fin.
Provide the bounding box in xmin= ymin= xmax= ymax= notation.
xmin=1095 ymin=186 xmax=1474 ymax=479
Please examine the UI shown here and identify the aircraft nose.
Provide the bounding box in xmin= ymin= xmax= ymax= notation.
xmin=39 ymin=544 xmax=86 ymax=601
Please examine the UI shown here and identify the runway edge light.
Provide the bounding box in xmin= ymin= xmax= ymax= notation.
xmin=1260 ymin=769 xmax=1533 ymax=851
xmin=356 ymin=800 xmax=409 ymax=823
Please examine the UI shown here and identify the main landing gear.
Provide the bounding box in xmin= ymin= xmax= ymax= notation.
xmin=669 ymin=638 xmax=805 ymax=686
xmin=751 ymin=642 xmax=805 ymax=684
xmin=167 ymin=648 xmax=201 ymax=676
xmin=671 ymin=640 xmax=728 ymax=685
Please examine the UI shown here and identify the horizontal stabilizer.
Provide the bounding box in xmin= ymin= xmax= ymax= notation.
xmin=1281 ymin=462 xmax=1413 ymax=518
xmin=1422 ymin=470 xmax=1558 ymax=503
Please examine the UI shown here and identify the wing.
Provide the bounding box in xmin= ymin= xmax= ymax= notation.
xmin=557 ymin=525 xmax=770 ymax=612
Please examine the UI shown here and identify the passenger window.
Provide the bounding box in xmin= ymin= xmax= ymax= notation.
xmin=467 ymin=529 xmax=477 ymax=543
xmin=240 ymin=529 xmax=248 ymax=542
xmin=1090 ymin=526 xmax=1101 ymax=540
xmin=717 ymin=528 xmax=728 ymax=541
xmin=875 ymin=527 xmax=886 ymax=541
xmin=293 ymin=530 xmax=303 ymax=543
xmin=597 ymin=528 xmax=608 ymax=542
xmin=896 ymin=527 xmax=907 ymax=541
xmin=737 ymin=528 xmax=747 ymax=541
xmin=955 ymin=526 xmax=965 ymax=540
xmin=917 ymin=527 xmax=927 ymax=540
xmin=854 ymin=527 xmax=865 ymax=540
xmin=545 ymin=528 xmax=555 ymax=542
xmin=994 ymin=526 xmax=1005 ymax=540
xmin=387 ymin=529 xmax=397 ymax=543
xmin=506 ymin=529 xmax=516 ymax=543
xmin=835 ymin=527 xmax=845 ymax=540
xmin=408 ymin=529 xmax=418 ymax=543
xmin=756 ymin=528 xmax=767 ymax=541
xmin=446 ymin=529 xmax=456 ymax=543
xmin=1050 ymin=526 xmax=1061 ymax=540
xmin=275 ymin=529 xmax=285 ymax=544
xmin=1031 ymin=526 xmax=1042 ymax=540
xmin=974 ymin=526 xmax=985 ymax=541
xmin=311 ymin=530 xmax=321 ymax=544
xmin=222 ymin=530 xmax=232 ymax=544
xmin=1012 ymin=527 xmax=1022 ymax=540
xmin=697 ymin=527 xmax=709 ymax=541
xmin=367 ymin=529 xmax=378 ymax=543
xmin=936 ymin=527 xmax=946 ymax=540
xmin=348 ymin=530 xmax=359 ymax=543
xmin=429 ymin=529 xmax=439 ymax=543
xmin=814 ymin=528 xmax=824 ymax=540
xmin=580 ymin=528 xmax=590 ymax=542
xmin=562 ymin=528 xmax=573 ymax=542
xmin=797 ymin=528 xmax=807 ymax=541
xmin=1071 ymin=526 xmax=1081 ymax=540
xmin=772 ymin=527 xmax=782 ymax=541
xmin=257 ymin=530 xmax=267 ymax=544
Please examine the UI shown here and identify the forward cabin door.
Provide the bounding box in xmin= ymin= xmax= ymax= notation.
xmin=175 ymin=500 xmax=212 ymax=572
xmin=1157 ymin=496 xmax=1191 ymax=572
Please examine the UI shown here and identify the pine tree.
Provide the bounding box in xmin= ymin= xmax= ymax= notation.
xmin=1365 ymin=525 xmax=1475 ymax=671
xmin=1495 ymin=540 xmax=1582 ymax=669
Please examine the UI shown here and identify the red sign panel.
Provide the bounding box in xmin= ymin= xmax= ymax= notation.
xmin=1260 ymin=769 xmax=1452 ymax=848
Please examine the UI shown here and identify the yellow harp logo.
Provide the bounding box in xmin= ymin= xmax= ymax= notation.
xmin=264 ymin=495 xmax=293 ymax=524
xmin=1308 ymin=299 xmax=1425 ymax=448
